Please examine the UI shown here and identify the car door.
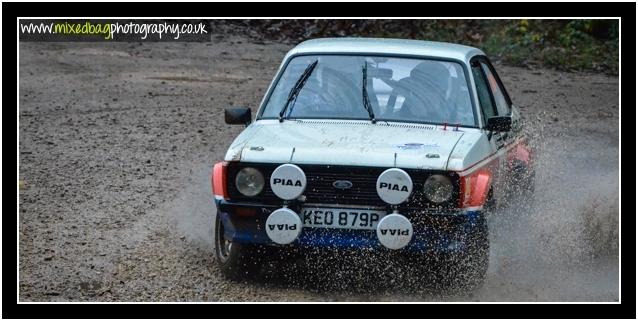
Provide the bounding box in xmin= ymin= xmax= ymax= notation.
xmin=470 ymin=56 xmax=515 ymax=203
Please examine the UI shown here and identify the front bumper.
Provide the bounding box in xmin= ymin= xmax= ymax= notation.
xmin=215 ymin=199 xmax=483 ymax=254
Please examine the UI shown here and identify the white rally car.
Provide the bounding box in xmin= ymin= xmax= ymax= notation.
xmin=212 ymin=38 xmax=534 ymax=289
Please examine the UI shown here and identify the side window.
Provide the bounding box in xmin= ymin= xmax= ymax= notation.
xmin=480 ymin=62 xmax=510 ymax=116
xmin=471 ymin=64 xmax=496 ymax=120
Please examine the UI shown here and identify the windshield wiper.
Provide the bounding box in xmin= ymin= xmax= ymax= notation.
xmin=279 ymin=59 xmax=318 ymax=122
xmin=362 ymin=62 xmax=376 ymax=123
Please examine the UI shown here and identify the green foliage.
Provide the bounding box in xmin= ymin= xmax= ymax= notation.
xmin=387 ymin=19 xmax=618 ymax=73
xmin=407 ymin=19 xmax=619 ymax=73
xmin=446 ymin=19 xmax=618 ymax=73
xmin=213 ymin=19 xmax=619 ymax=74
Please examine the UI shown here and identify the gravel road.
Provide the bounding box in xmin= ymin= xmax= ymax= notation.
xmin=18 ymin=35 xmax=619 ymax=301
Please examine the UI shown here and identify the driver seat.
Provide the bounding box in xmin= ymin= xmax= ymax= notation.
xmin=394 ymin=61 xmax=451 ymax=121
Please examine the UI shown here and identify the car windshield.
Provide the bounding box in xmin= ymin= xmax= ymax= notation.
xmin=260 ymin=54 xmax=476 ymax=126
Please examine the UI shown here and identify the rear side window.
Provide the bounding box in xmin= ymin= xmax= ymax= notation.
xmin=472 ymin=64 xmax=496 ymax=120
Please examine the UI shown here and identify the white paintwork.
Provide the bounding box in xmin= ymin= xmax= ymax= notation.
xmin=286 ymin=38 xmax=484 ymax=66
xmin=225 ymin=119 xmax=476 ymax=170
xmin=445 ymin=131 xmax=491 ymax=172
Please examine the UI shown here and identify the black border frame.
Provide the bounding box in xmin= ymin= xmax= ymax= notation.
xmin=5 ymin=2 xmax=635 ymax=319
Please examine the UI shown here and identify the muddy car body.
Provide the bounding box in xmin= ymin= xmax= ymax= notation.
xmin=212 ymin=38 xmax=534 ymax=288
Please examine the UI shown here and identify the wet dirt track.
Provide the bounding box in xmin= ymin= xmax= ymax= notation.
xmin=18 ymin=36 xmax=619 ymax=301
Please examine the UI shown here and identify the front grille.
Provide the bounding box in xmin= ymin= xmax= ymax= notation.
xmin=227 ymin=163 xmax=459 ymax=209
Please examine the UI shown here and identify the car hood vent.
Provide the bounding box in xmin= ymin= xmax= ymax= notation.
xmin=293 ymin=119 xmax=436 ymax=130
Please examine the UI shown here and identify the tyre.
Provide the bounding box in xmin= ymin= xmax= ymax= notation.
xmin=214 ymin=213 xmax=263 ymax=281
xmin=435 ymin=214 xmax=489 ymax=293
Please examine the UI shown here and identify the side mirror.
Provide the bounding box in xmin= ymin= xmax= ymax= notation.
xmin=225 ymin=107 xmax=251 ymax=126
xmin=485 ymin=116 xmax=511 ymax=132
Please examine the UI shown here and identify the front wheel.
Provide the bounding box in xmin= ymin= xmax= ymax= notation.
xmin=214 ymin=213 xmax=262 ymax=281
xmin=435 ymin=216 xmax=489 ymax=293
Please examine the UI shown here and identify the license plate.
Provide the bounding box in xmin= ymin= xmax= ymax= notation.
xmin=300 ymin=207 xmax=387 ymax=230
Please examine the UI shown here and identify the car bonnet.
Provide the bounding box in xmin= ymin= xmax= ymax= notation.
xmin=225 ymin=120 xmax=467 ymax=170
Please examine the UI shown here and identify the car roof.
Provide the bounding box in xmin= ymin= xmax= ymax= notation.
xmin=286 ymin=38 xmax=485 ymax=63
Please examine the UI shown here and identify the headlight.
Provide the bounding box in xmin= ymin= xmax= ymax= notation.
xmin=235 ymin=167 xmax=265 ymax=197
xmin=423 ymin=174 xmax=453 ymax=203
